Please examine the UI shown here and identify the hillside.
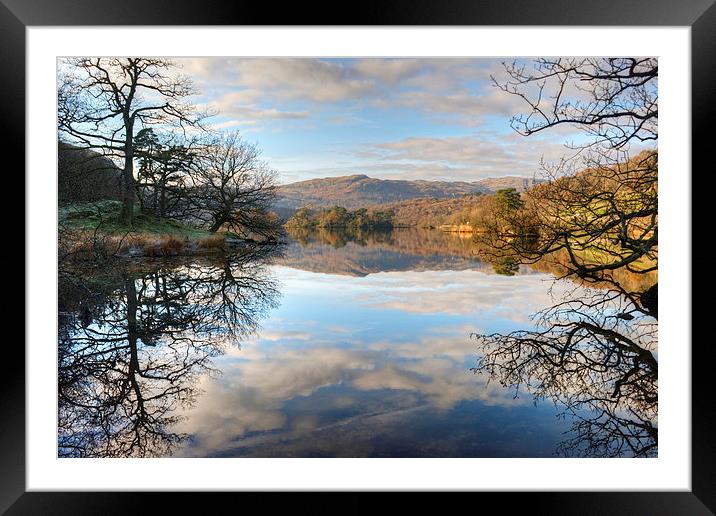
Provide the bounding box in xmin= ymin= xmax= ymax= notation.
xmin=58 ymin=141 xmax=123 ymax=204
xmin=365 ymin=195 xmax=492 ymax=228
xmin=275 ymin=174 xmax=540 ymax=213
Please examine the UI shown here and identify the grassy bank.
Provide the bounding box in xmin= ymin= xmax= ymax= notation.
xmin=59 ymin=200 xmax=247 ymax=259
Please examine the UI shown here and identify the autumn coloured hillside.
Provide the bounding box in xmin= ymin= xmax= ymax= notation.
xmin=275 ymin=174 xmax=541 ymax=213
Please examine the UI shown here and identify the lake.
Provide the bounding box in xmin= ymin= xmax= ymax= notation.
xmin=58 ymin=228 xmax=657 ymax=458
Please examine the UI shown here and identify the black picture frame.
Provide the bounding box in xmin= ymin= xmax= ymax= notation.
xmin=4 ymin=0 xmax=711 ymax=513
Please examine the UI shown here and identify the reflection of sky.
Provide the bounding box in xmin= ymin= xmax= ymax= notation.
xmin=175 ymin=258 xmax=573 ymax=457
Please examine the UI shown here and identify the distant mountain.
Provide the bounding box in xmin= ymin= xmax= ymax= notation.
xmin=275 ymin=174 xmax=540 ymax=213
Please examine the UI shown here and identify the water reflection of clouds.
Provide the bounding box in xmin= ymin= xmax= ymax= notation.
xmin=175 ymin=267 xmax=565 ymax=457
xmin=176 ymin=335 xmax=526 ymax=457
xmin=361 ymin=271 xmax=562 ymax=319
xmin=278 ymin=266 xmax=568 ymax=323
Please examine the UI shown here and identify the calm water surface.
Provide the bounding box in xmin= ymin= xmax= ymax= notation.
xmin=58 ymin=229 xmax=619 ymax=458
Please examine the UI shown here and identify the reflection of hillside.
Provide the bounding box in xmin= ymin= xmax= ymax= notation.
xmin=281 ymin=228 xmax=520 ymax=276
xmin=282 ymin=228 xmax=654 ymax=293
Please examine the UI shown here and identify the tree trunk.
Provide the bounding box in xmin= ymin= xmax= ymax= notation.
xmin=120 ymin=122 xmax=136 ymax=226
xmin=209 ymin=212 xmax=227 ymax=232
xmin=159 ymin=176 xmax=167 ymax=219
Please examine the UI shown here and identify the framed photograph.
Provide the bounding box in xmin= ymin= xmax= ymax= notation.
xmin=6 ymin=0 xmax=712 ymax=512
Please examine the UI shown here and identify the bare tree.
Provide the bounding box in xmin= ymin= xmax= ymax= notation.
xmin=58 ymin=58 xmax=210 ymax=225
xmin=469 ymin=58 xmax=660 ymax=457
xmin=478 ymin=151 xmax=657 ymax=315
xmin=185 ymin=132 xmax=279 ymax=237
xmin=485 ymin=58 xmax=658 ymax=315
xmin=493 ymin=57 xmax=657 ymax=149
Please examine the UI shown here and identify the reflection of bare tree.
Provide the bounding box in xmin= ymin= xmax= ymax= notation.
xmin=58 ymin=246 xmax=282 ymax=457
xmin=469 ymin=58 xmax=659 ymax=458
xmin=472 ymin=289 xmax=657 ymax=457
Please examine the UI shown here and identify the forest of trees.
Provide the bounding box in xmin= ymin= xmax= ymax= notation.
xmin=286 ymin=205 xmax=395 ymax=230
xmin=283 ymin=191 xmax=534 ymax=231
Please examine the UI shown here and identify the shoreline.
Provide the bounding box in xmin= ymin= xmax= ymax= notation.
xmin=60 ymin=229 xmax=281 ymax=260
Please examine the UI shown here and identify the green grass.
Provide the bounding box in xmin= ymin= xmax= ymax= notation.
xmin=59 ymin=200 xmax=215 ymax=239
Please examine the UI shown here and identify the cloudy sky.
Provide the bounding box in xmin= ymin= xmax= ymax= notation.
xmin=175 ymin=58 xmax=585 ymax=185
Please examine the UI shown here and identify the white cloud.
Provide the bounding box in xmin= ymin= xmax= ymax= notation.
xmin=227 ymin=106 xmax=309 ymax=120
xmin=177 ymin=57 xmax=522 ymax=122
xmin=225 ymin=58 xmax=375 ymax=103
xmin=352 ymin=58 xmax=426 ymax=85
xmin=348 ymin=133 xmax=573 ymax=181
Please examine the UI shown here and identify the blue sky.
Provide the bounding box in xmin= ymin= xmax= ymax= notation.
xmin=175 ymin=58 xmax=588 ymax=184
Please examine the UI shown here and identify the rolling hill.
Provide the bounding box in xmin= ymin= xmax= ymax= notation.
xmin=58 ymin=141 xmax=124 ymax=204
xmin=275 ymin=174 xmax=540 ymax=213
